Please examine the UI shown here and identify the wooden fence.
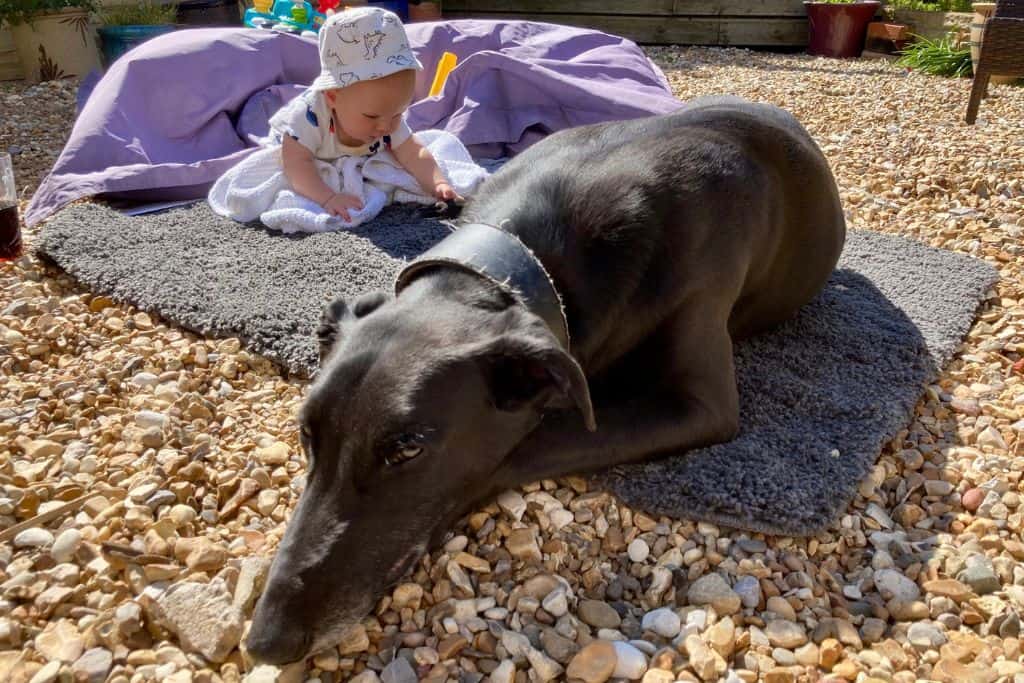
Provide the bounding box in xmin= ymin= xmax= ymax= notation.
xmin=443 ymin=0 xmax=810 ymax=47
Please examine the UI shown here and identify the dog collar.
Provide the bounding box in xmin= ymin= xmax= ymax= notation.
xmin=394 ymin=222 xmax=571 ymax=350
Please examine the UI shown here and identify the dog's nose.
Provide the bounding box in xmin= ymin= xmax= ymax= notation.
xmin=245 ymin=619 xmax=311 ymax=665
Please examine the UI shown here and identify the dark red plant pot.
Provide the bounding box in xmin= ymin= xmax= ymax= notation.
xmin=805 ymin=1 xmax=881 ymax=59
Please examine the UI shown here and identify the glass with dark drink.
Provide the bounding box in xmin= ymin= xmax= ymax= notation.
xmin=1 ymin=153 xmax=22 ymax=261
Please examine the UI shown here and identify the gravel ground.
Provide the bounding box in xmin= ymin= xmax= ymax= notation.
xmin=1 ymin=49 xmax=1023 ymax=683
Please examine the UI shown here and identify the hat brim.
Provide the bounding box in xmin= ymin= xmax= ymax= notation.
xmin=309 ymin=56 xmax=425 ymax=92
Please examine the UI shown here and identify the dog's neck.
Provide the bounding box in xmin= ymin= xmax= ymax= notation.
xmin=395 ymin=223 xmax=571 ymax=350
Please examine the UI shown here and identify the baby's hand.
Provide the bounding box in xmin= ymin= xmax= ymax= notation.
xmin=434 ymin=182 xmax=463 ymax=203
xmin=321 ymin=192 xmax=363 ymax=221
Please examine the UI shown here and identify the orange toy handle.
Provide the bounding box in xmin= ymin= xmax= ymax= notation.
xmin=428 ymin=51 xmax=458 ymax=98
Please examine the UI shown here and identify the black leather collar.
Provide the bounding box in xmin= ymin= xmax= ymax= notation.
xmin=394 ymin=222 xmax=571 ymax=350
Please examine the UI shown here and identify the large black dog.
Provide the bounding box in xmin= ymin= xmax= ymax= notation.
xmin=246 ymin=96 xmax=846 ymax=663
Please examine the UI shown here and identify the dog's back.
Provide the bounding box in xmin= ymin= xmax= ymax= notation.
xmin=461 ymin=99 xmax=845 ymax=368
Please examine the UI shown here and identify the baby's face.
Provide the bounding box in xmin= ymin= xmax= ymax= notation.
xmin=325 ymin=70 xmax=416 ymax=146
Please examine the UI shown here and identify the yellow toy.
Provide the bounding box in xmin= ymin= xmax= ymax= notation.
xmin=428 ymin=51 xmax=458 ymax=98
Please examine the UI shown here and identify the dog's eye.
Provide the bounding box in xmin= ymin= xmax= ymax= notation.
xmin=385 ymin=444 xmax=422 ymax=467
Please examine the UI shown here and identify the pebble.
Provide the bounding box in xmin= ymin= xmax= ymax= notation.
xmin=71 ymin=647 xmax=113 ymax=683
xmin=349 ymin=672 xmax=382 ymax=683
xmin=907 ymin=622 xmax=947 ymax=650
xmin=256 ymin=489 xmax=279 ymax=516
xmin=372 ymin=657 xmax=413 ymax=683
xmin=500 ymin=629 xmax=532 ymax=658
xmin=50 ymin=528 xmax=82 ymax=562
xmin=28 ymin=661 xmax=62 ymax=683
xmin=168 ymin=504 xmax=197 ymax=526
xmin=923 ymin=579 xmax=972 ymax=602
xmin=733 ymin=575 xmax=762 ymax=608
xmin=963 ymin=488 xmax=985 ymax=511
xmin=541 ymin=587 xmax=568 ymax=617
xmin=611 ymin=641 xmax=648 ymax=680
xmin=135 ymin=410 xmax=167 ymax=429
xmin=233 ymin=556 xmax=271 ymax=612
xmin=506 ymin=528 xmax=542 ymax=563
xmin=641 ymin=608 xmax=681 ymax=638
xmin=765 ymin=620 xmax=807 ymax=649
xmin=255 ymin=441 xmax=290 ymax=465
xmin=539 ymin=629 xmax=576 ymax=663
xmin=959 ymin=556 xmax=1000 ymax=595
xmin=706 ymin=617 xmax=736 ymax=658
xmin=489 ymin=661 xmax=516 ymax=683
xmin=566 ymin=640 xmax=617 ymax=683
xmin=641 ymin=670 xmax=674 ymax=683
xmin=579 ymin=600 xmax=622 ymax=629
xmin=765 ymin=596 xmax=796 ymax=622
xmin=683 ymin=634 xmax=725 ymax=681
xmin=527 ymin=648 xmax=564 ymax=681
xmin=860 ymin=618 xmax=886 ymax=644
xmin=628 ymin=538 xmax=650 ymax=563
xmin=154 ymin=580 xmax=244 ymax=663
xmin=496 ymin=490 xmax=527 ymax=520
xmin=14 ymin=527 xmax=54 ymax=548
xmin=794 ymin=642 xmax=819 ymax=666
xmin=687 ymin=573 xmax=741 ymax=615
xmin=874 ymin=568 xmax=921 ymax=602
xmin=337 ymin=624 xmax=370 ymax=655
xmin=35 ymin=619 xmax=85 ymax=662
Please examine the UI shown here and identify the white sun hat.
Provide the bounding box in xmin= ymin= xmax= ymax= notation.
xmin=310 ymin=6 xmax=424 ymax=92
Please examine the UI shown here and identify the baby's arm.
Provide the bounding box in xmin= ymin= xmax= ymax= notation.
xmin=282 ymin=136 xmax=363 ymax=220
xmin=393 ymin=137 xmax=460 ymax=201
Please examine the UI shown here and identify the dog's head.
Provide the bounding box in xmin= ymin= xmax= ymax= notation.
xmin=245 ymin=279 xmax=593 ymax=664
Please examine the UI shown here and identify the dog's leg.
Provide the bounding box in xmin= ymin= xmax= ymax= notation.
xmin=495 ymin=305 xmax=740 ymax=487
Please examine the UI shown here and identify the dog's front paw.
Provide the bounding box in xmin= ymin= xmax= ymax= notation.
xmin=418 ymin=198 xmax=464 ymax=220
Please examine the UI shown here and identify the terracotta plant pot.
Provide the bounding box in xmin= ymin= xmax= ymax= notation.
xmin=805 ymin=1 xmax=881 ymax=59
xmin=10 ymin=8 xmax=101 ymax=83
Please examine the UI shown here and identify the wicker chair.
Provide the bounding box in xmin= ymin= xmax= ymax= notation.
xmin=966 ymin=0 xmax=1024 ymax=124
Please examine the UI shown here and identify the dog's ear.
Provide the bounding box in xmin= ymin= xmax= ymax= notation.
xmin=473 ymin=333 xmax=596 ymax=431
xmin=317 ymin=291 xmax=392 ymax=363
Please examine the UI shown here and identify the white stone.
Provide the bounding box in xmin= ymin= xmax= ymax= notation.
xmin=14 ymin=528 xmax=54 ymax=548
xmin=50 ymin=528 xmax=82 ymax=563
xmin=641 ymin=608 xmax=681 ymax=638
xmin=497 ymin=490 xmax=527 ymax=520
xmin=611 ymin=641 xmax=648 ymax=680
xmin=542 ymin=587 xmax=569 ymax=617
xmin=874 ymin=568 xmax=921 ymax=603
xmin=628 ymin=539 xmax=651 ymax=563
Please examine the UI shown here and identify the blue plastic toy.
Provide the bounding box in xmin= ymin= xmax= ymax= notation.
xmin=244 ymin=0 xmax=327 ymax=34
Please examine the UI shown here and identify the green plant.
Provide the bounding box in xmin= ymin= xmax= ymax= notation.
xmin=890 ymin=0 xmax=974 ymax=11
xmin=0 ymin=0 xmax=97 ymax=26
xmin=37 ymin=42 xmax=66 ymax=80
xmin=897 ymin=32 xmax=973 ymax=76
xmin=98 ymin=0 xmax=177 ymax=25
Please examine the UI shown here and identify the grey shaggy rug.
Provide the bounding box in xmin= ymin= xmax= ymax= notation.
xmin=40 ymin=202 xmax=997 ymax=536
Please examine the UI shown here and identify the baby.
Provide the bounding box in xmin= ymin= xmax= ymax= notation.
xmin=270 ymin=6 xmax=457 ymax=221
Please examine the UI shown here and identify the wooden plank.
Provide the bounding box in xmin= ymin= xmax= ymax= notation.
xmin=0 ymin=28 xmax=23 ymax=82
xmin=443 ymin=12 xmax=808 ymax=46
xmin=0 ymin=27 xmax=15 ymax=53
xmin=445 ymin=0 xmax=808 ymax=17
xmin=719 ymin=17 xmax=808 ymax=46
xmin=0 ymin=56 xmax=23 ymax=82
xmin=445 ymin=0 xmax=676 ymax=15
xmin=674 ymin=0 xmax=807 ymax=17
